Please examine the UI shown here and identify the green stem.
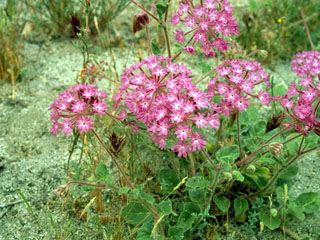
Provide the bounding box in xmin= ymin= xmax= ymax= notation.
xmin=236 ymin=111 xmax=243 ymax=159
xmin=299 ymin=6 xmax=314 ymax=51
xmin=129 ymin=0 xmax=159 ymax=23
xmin=235 ymin=128 xmax=288 ymax=167
xmin=163 ymin=25 xmax=171 ymax=58
xmin=91 ymin=129 xmax=159 ymax=224
xmin=194 ymin=68 xmax=216 ymax=85
xmin=297 ymin=135 xmax=305 ymax=154
xmin=145 ymin=25 xmax=152 ymax=55
xmin=202 ymin=150 xmax=219 ymax=171
xmin=203 ymin=169 xmax=221 ymax=211
xmin=92 ymin=129 xmax=135 ymax=190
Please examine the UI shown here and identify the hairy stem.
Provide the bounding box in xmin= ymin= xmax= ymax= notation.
xmin=202 ymin=150 xmax=219 ymax=171
xmin=92 ymin=129 xmax=135 ymax=189
xmin=129 ymin=0 xmax=159 ymax=23
xmin=299 ymin=6 xmax=314 ymax=51
xmin=145 ymin=25 xmax=152 ymax=55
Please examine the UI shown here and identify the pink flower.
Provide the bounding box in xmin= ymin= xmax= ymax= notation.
xmin=184 ymin=46 xmax=195 ymax=55
xmin=72 ymin=101 xmax=87 ymax=113
xmin=174 ymin=29 xmax=185 ymax=43
xmin=175 ymin=125 xmax=191 ymax=141
xmin=114 ymin=56 xmax=219 ymax=157
xmin=61 ymin=119 xmax=73 ymax=135
xmin=258 ymin=91 xmax=271 ymax=105
xmin=49 ymin=84 xmax=108 ymax=135
xmin=191 ymin=133 xmax=207 ymax=151
xmin=77 ymin=116 xmax=94 ymax=133
xmin=235 ymin=97 xmax=249 ymax=111
xmin=50 ymin=121 xmax=59 ymax=136
xmin=171 ymin=0 xmax=238 ymax=57
xmin=207 ymin=59 xmax=270 ymax=113
xmin=92 ymin=101 xmax=107 ymax=114
xmin=274 ymin=51 xmax=320 ymax=135
xmin=207 ymin=113 xmax=220 ymax=129
xmin=172 ymin=142 xmax=190 ymax=158
xmin=193 ymin=113 xmax=207 ymax=128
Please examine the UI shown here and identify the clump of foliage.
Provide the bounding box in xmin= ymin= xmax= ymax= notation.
xmin=237 ymin=0 xmax=320 ymax=65
xmin=28 ymin=0 xmax=130 ymax=38
xmin=0 ymin=0 xmax=23 ymax=86
xmin=49 ymin=0 xmax=320 ymax=239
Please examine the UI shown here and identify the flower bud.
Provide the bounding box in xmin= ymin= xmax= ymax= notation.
xmin=270 ymin=208 xmax=278 ymax=217
xmin=246 ymin=164 xmax=256 ymax=174
xmin=269 ymin=142 xmax=283 ymax=157
xmin=314 ymin=126 xmax=320 ymax=136
xmin=133 ymin=12 xmax=149 ymax=34
xmin=223 ymin=172 xmax=233 ymax=182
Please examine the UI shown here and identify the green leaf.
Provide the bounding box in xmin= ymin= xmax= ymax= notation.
xmin=157 ymin=200 xmax=173 ymax=216
xmin=278 ymin=166 xmax=299 ymax=180
xmin=216 ymin=145 xmax=239 ymax=163
xmin=288 ymin=202 xmax=305 ymax=221
xmin=259 ymin=209 xmax=281 ymax=230
xmin=186 ymin=176 xmax=209 ymax=189
xmin=140 ymin=191 xmax=155 ymax=204
xmin=95 ymin=162 xmax=109 ymax=180
xmin=136 ymin=222 xmax=153 ymax=240
xmin=234 ymin=198 xmax=249 ymax=218
xmin=121 ymin=202 xmax=153 ymax=225
xmin=232 ymin=170 xmax=244 ymax=182
xmin=246 ymin=105 xmax=260 ymax=122
xmin=177 ymin=211 xmax=196 ymax=231
xmin=168 ymin=226 xmax=185 ymax=240
xmin=244 ymin=172 xmax=268 ymax=190
xmin=118 ymin=187 xmax=131 ymax=195
xmin=197 ymin=62 xmax=211 ymax=73
xmin=258 ymin=157 xmax=276 ymax=165
xmin=166 ymin=138 xmax=176 ymax=149
xmin=243 ymin=138 xmax=257 ymax=152
xmin=82 ymin=186 xmax=95 ymax=191
xmin=304 ymin=133 xmax=320 ymax=148
xmin=273 ymin=84 xmax=287 ymax=96
xmin=295 ymin=192 xmax=320 ymax=214
xmin=189 ymin=189 xmax=205 ymax=202
xmin=128 ymin=189 xmax=140 ymax=199
xmin=249 ymin=120 xmax=266 ymax=137
xmin=151 ymin=41 xmax=162 ymax=55
xmin=156 ymin=1 xmax=167 ymax=20
xmin=158 ymin=169 xmax=180 ymax=192
xmin=249 ymin=0 xmax=258 ymax=12
xmin=213 ymin=196 xmax=230 ymax=213
xmin=183 ymin=202 xmax=201 ymax=214
xmin=285 ymin=133 xmax=303 ymax=155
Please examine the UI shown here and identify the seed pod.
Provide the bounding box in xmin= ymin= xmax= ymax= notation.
xmin=265 ymin=114 xmax=285 ymax=133
xmin=55 ymin=184 xmax=69 ymax=200
xmin=133 ymin=12 xmax=149 ymax=34
xmin=314 ymin=126 xmax=320 ymax=136
xmin=269 ymin=142 xmax=283 ymax=157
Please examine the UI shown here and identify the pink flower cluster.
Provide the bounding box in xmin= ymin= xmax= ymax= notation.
xmin=49 ymin=84 xmax=107 ymax=135
xmin=277 ymin=51 xmax=320 ymax=135
xmin=171 ymin=0 xmax=238 ymax=57
xmin=207 ymin=59 xmax=270 ymax=115
xmin=113 ymin=55 xmax=219 ymax=157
